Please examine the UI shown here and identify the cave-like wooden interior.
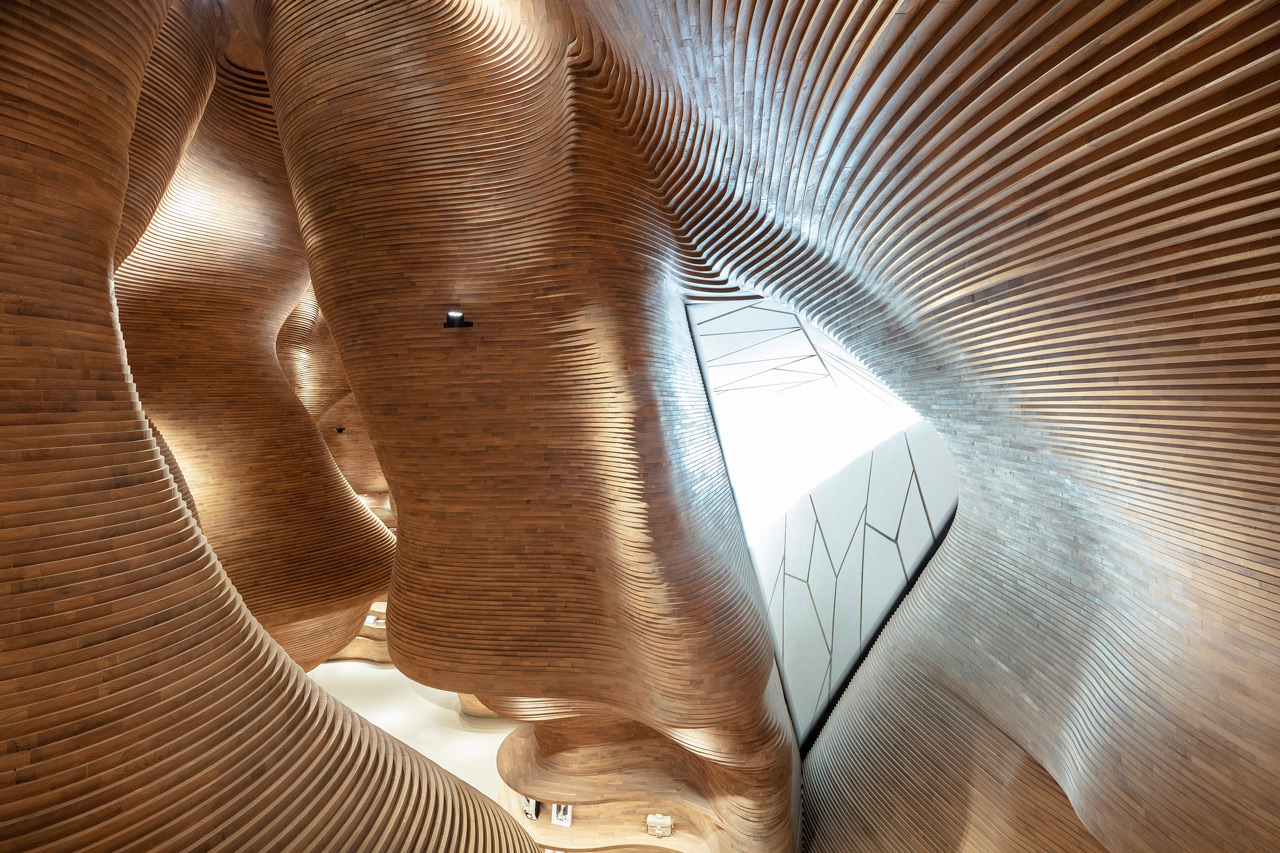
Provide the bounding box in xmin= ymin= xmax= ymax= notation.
xmin=3 ymin=1 xmax=1277 ymax=851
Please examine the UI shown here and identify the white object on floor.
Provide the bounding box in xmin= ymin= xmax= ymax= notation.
xmin=309 ymin=660 xmax=516 ymax=802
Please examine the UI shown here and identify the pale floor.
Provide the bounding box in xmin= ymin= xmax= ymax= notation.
xmin=309 ymin=660 xmax=516 ymax=801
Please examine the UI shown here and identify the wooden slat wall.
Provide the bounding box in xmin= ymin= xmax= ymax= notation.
xmin=277 ymin=284 xmax=353 ymax=421
xmin=0 ymin=2 xmax=539 ymax=850
xmin=564 ymin=0 xmax=1280 ymax=850
xmin=113 ymin=30 xmax=397 ymax=670
xmin=5 ymin=0 xmax=1275 ymax=849
xmin=257 ymin=1 xmax=797 ymax=850
xmin=277 ymin=287 xmax=396 ymax=529
xmin=115 ymin=0 xmax=216 ymax=272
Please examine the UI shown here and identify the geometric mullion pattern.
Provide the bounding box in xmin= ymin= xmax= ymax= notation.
xmin=762 ymin=423 xmax=958 ymax=745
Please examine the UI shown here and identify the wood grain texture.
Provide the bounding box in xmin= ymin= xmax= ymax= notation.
xmin=277 ymin=283 xmax=352 ymax=421
xmin=256 ymin=1 xmax=797 ymax=850
xmin=556 ymin=0 xmax=1280 ymax=850
xmin=278 ymin=286 xmax=397 ymax=531
xmin=317 ymin=395 xmax=397 ymax=531
xmin=116 ymin=0 xmax=216 ymax=271
xmin=459 ymin=693 xmax=502 ymax=718
xmin=114 ymin=27 xmax=396 ymax=670
xmin=6 ymin=0 xmax=1276 ymax=849
xmin=148 ymin=417 xmax=199 ymax=524
xmin=0 ymin=3 xmax=538 ymax=850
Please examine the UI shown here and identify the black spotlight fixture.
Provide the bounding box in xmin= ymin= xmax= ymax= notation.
xmin=443 ymin=309 xmax=473 ymax=328
xmin=335 ymin=427 xmax=345 ymax=434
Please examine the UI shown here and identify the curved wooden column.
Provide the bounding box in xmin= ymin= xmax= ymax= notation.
xmin=0 ymin=3 xmax=537 ymax=851
xmin=114 ymin=35 xmax=395 ymax=670
xmin=277 ymin=284 xmax=353 ymax=421
xmin=149 ymin=417 xmax=200 ymax=523
xmin=568 ymin=1 xmax=1280 ymax=850
xmin=116 ymin=0 xmax=217 ymax=270
xmin=278 ymin=287 xmax=395 ymax=529
xmin=259 ymin=1 xmax=796 ymax=849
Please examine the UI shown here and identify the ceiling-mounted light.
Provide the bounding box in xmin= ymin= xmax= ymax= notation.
xmin=443 ymin=309 xmax=473 ymax=328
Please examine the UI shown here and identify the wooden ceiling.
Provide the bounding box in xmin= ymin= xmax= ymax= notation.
xmin=3 ymin=1 xmax=1277 ymax=853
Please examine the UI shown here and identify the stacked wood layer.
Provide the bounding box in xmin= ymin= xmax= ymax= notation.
xmin=3 ymin=0 xmax=1276 ymax=851
xmin=0 ymin=2 xmax=538 ymax=850
xmin=114 ymin=30 xmax=396 ymax=671
xmin=562 ymin=1 xmax=1280 ymax=850
xmin=258 ymin=1 xmax=798 ymax=849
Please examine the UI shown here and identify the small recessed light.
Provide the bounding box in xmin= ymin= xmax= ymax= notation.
xmin=444 ymin=310 xmax=473 ymax=328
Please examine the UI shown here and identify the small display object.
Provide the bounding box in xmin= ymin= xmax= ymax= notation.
xmin=550 ymin=803 xmax=572 ymax=827
xmin=520 ymin=796 xmax=539 ymax=821
xmin=646 ymin=813 xmax=673 ymax=838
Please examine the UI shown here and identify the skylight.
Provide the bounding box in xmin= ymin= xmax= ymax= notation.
xmin=687 ymin=297 xmax=920 ymax=547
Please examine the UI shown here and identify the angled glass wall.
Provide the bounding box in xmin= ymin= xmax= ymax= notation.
xmin=688 ymin=298 xmax=959 ymax=745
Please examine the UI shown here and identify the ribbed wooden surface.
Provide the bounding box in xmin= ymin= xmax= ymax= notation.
xmin=316 ymin=396 xmax=396 ymax=526
xmin=258 ymin=1 xmax=797 ymax=849
xmin=113 ymin=29 xmax=396 ymax=670
xmin=331 ymin=603 xmax=394 ymax=665
xmin=555 ymin=1 xmax=1279 ymax=851
xmin=493 ymin=697 xmax=793 ymax=853
xmin=277 ymin=284 xmax=352 ymax=421
xmin=0 ymin=2 xmax=538 ymax=850
xmin=7 ymin=0 xmax=1276 ymax=849
xmin=277 ymin=287 xmax=395 ymax=530
xmin=148 ymin=418 xmax=199 ymax=524
xmin=115 ymin=0 xmax=215 ymax=271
